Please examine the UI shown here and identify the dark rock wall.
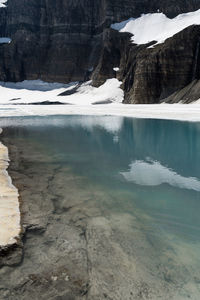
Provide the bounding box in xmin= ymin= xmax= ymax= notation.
xmin=124 ymin=26 xmax=200 ymax=103
xmin=0 ymin=0 xmax=104 ymax=82
xmin=1 ymin=0 xmax=200 ymax=102
xmin=93 ymin=25 xmax=200 ymax=104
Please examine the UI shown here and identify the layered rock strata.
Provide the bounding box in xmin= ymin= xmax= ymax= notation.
xmin=1 ymin=1 xmax=200 ymax=103
xmin=93 ymin=25 xmax=200 ymax=103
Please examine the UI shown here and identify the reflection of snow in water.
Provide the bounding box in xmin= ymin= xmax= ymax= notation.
xmin=1 ymin=116 xmax=200 ymax=299
xmin=113 ymin=135 xmax=119 ymax=143
xmin=0 ymin=115 xmax=123 ymax=134
xmin=67 ymin=116 xmax=123 ymax=134
xmin=121 ymin=159 xmax=200 ymax=191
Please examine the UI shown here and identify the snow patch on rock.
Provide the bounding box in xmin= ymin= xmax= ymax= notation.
xmin=0 ymin=38 xmax=11 ymax=44
xmin=111 ymin=9 xmax=200 ymax=46
xmin=0 ymin=0 xmax=7 ymax=8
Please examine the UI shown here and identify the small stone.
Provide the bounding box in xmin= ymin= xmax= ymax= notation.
xmin=3 ymin=290 xmax=9 ymax=297
xmin=65 ymin=275 xmax=69 ymax=281
xmin=51 ymin=276 xmax=58 ymax=281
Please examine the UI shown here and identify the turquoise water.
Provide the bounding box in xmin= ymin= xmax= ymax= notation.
xmin=1 ymin=115 xmax=200 ymax=298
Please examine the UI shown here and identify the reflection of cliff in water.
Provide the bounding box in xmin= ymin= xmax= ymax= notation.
xmin=118 ymin=118 xmax=200 ymax=179
xmin=0 ymin=116 xmax=200 ymax=300
xmin=1 ymin=116 xmax=200 ymax=180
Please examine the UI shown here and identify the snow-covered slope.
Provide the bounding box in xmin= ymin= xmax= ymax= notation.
xmin=0 ymin=79 xmax=124 ymax=105
xmin=111 ymin=9 xmax=200 ymax=45
xmin=0 ymin=79 xmax=200 ymax=121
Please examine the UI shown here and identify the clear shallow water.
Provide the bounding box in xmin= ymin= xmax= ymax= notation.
xmin=1 ymin=115 xmax=200 ymax=298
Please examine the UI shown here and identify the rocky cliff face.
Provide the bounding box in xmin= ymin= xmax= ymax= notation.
xmin=1 ymin=0 xmax=200 ymax=102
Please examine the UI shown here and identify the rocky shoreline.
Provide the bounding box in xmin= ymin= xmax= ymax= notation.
xmin=0 ymin=129 xmax=21 ymax=251
xmin=0 ymin=130 xmax=90 ymax=299
xmin=0 ymin=125 xmax=199 ymax=300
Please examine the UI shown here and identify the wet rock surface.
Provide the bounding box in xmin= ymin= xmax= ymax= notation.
xmin=0 ymin=124 xmax=200 ymax=299
xmin=0 ymin=135 xmax=89 ymax=299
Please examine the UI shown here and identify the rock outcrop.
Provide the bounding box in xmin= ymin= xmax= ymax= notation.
xmin=93 ymin=25 xmax=200 ymax=103
xmin=1 ymin=0 xmax=200 ymax=103
xmin=122 ymin=25 xmax=200 ymax=103
xmin=164 ymin=79 xmax=200 ymax=103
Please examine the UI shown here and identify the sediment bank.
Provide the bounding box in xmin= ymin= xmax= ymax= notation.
xmin=0 ymin=129 xmax=21 ymax=250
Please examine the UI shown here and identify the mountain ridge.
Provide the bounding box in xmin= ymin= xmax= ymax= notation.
xmin=1 ymin=0 xmax=200 ymax=103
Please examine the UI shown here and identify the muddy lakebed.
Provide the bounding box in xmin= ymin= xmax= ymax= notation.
xmin=0 ymin=115 xmax=200 ymax=300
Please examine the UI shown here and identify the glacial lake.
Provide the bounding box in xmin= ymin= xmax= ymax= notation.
xmin=0 ymin=115 xmax=200 ymax=299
